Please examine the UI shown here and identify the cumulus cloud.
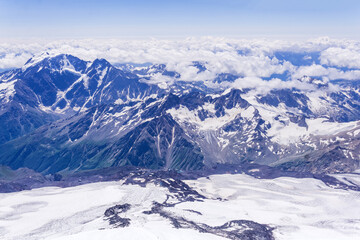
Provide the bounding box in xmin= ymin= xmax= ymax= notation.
xmin=0 ymin=52 xmax=33 ymax=69
xmin=320 ymin=47 xmax=360 ymax=69
xmin=0 ymin=37 xmax=360 ymax=91
xmin=230 ymin=76 xmax=320 ymax=95
xmin=292 ymin=64 xmax=360 ymax=80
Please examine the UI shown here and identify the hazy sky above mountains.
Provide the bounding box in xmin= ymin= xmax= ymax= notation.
xmin=0 ymin=0 xmax=359 ymax=39
xmin=1 ymin=1 xmax=360 ymax=88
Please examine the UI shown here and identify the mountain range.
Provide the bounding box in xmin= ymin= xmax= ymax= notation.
xmin=0 ymin=53 xmax=359 ymax=175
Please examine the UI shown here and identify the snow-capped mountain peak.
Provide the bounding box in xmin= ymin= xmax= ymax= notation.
xmin=0 ymin=54 xmax=359 ymax=175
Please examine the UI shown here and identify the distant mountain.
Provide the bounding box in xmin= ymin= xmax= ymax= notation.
xmin=0 ymin=54 xmax=359 ymax=175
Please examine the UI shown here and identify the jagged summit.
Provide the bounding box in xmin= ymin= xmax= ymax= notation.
xmin=0 ymin=54 xmax=359 ymax=175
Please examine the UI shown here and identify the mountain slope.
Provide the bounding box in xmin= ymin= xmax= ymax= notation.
xmin=0 ymin=54 xmax=160 ymax=144
xmin=0 ymin=54 xmax=360 ymax=174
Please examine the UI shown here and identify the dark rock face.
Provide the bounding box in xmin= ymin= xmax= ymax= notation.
xmin=104 ymin=204 xmax=131 ymax=228
xmin=214 ymin=220 xmax=275 ymax=240
xmin=110 ymin=114 xmax=204 ymax=170
xmin=145 ymin=201 xmax=274 ymax=240
xmin=0 ymin=106 xmax=204 ymax=173
xmin=0 ymin=102 xmax=59 ymax=144
xmin=109 ymin=170 xmax=275 ymax=240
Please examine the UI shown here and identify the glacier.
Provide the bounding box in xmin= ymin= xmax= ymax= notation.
xmin=0 ymin=173 xmax=359 ymax=240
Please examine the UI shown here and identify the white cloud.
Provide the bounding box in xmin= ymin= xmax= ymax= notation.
xmin=1 ymin=37 xmax=360 ymax=91
xmin=141 ymin=73 xmax=174 ymax=89
xmin=292 ymin=64 xmax=360 ymax=81
xmin=0 ymin=52 xmax=32 ymax=69
xmin=320 ymin=47 xmax=360 ymax=69
xmin=230 ymin=77 xmax=318 ymax=95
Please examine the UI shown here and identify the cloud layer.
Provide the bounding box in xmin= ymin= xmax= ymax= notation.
xmin=1 ymin=37 xmax=360 ymax=91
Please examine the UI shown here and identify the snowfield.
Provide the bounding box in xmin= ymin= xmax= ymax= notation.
xmin=0 ymin=174 xmax=359 ymax=240
xmin=184 ymin=174 xmax=360 ymax=240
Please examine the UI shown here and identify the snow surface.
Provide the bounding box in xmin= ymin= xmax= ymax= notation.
xmin=241 ymin=92 xmax=360 ymax=145
xmin=21 ymin=52 xmax=53 ymax=71
xmin=167 ymin=103 xmax=247 ymax=131
xmin=184 ymin=174 xmax=360 ymax=240
xmin=0 ymin=79 xmax=16 ymax=103
xmin=1 ymin=174 xmax=359 ymax=240
xmin=267 ymin=118 xmax=359 ymax=145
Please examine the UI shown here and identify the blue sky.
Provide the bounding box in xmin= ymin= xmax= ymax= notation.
xmin=0 ymin=0 xmax=359 ymax=39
